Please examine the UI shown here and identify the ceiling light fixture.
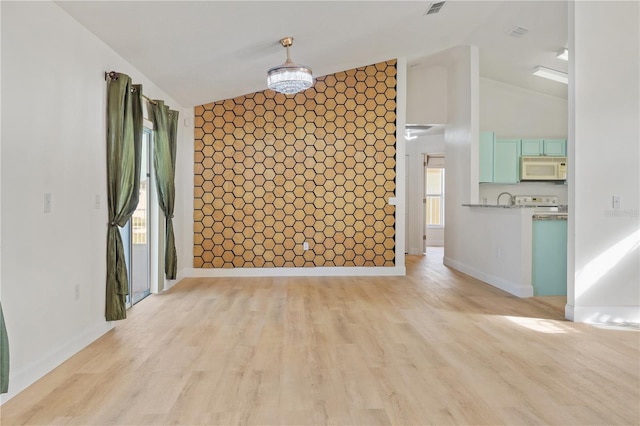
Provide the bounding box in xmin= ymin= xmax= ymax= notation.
xmin=556 ymin=48 xmax=569 ymax=61
xmin=533 ymin=66 xmax=568 ymax=84
xmin=267 ymin=37 xmax=313 ymax=95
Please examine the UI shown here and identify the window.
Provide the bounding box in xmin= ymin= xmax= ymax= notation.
xmin=425 ymin=167 xmax=444 ymax=227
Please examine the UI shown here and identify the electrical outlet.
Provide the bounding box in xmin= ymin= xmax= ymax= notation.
xmin=303 ymin=242 xmax=309 ymax=251
xmin=74 ymin=284 xmax=80 ymax=301
xmin=497 ymin=248 xmax=502 ymax=258
xmin=94 ymin=194 xmax=101 ymax=209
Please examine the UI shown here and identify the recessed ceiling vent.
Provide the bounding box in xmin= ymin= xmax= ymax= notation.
xmin=509 ymin=26 xmax=529 ymax=37
xmin=424 ymin=2 xmax=446 ymax=15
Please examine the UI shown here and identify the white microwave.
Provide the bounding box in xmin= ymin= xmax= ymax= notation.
xmin=520 ymin=156 xmax=567 ymax=181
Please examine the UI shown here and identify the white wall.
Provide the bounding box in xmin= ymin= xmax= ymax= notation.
xmin=439 ymin=46 xmax=536 ymax=297
xmin=176 ymin=110 xmax=194 ymax=283
xmin=405 ymin=133 xmax=445 ymax=253
xmin=448 ymin=207 xmax=535 ymax=297
xmin=567 ymin=1 xmax=639 ymax=323
xmin=480 ymin=78 xmax=568 ymax=138
xmin=442 ymin=45 xmax=480 ymax=252
xmin=479 ymin=77 xmax=569 ymax=205
xmin=0 ymin=1 xmax=189 ymax=402
xmin=406 ymin=65 xmax=447 ymax=125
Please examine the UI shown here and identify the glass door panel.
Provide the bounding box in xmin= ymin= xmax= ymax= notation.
xmin=131 ymin=129 xmax=151 ymax=305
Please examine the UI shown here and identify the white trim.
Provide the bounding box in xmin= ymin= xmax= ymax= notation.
xmin=186 ymin=266 xmax=406 ymax=278
xmin=394 ymin=57 xmax=407 ymax=270
xmin=444 ymin=256 xmax=534 ymax=298
xmin=426 ymin=239 xmax=444 ymax=247
xmin=565 ymin=304 xmax=639 ymax=325
xmin=0 ymin=321 xmax=113 ymax=404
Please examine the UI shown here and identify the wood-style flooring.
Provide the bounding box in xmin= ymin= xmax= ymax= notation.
xmin=2 ymin=248 xmax=639 ymax=425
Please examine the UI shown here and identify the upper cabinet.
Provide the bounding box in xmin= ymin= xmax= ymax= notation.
xmin=493 ymin=139 xmax=521 ymax=183
xmin=541 ymin=139 xmax=567 ymax=156
xmin=480 ymin=133 xmax=567 ymax=184
xmin=521 ymin=138 xmax=567 ymax=156
xmin=479 ymin=131 xmax=494 ymax=183
xmin=521 ymin=139 xmax=544 ymax=156
xmin=479 ymin=132 xmax=521 ymax=184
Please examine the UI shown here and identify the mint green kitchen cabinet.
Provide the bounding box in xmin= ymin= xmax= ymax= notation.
xmin=493 ymin=139 xmax=521 ymax=183
xmin=521 ymin=139 xmax=544 ymax=156
xmin=479 ymin=131 xmax=494 ymax=183
xmin=542 ymin=139 xmax=567 ymax=156
xmin=532 ymin=217 xmax=568 ymax=296
xmin=521 ymin=138 xmax=566 ymax=156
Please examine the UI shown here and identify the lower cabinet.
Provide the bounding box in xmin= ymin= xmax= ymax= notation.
xmin=532 ymin=218 xmax=567 ymax=296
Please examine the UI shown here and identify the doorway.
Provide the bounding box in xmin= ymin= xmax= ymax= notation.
xmin=423 ymin=154 xmax=445 ymax=252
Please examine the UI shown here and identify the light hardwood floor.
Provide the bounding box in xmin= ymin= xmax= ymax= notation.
xmin=2 ymin=249 xmax=639 ymax=425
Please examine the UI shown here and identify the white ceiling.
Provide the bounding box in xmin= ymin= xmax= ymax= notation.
xmin=56 ymin=0 xmax=568 ymax=107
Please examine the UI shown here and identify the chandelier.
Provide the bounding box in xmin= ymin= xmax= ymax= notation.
xmin=267 ymin=37 xmax=313 ymax=95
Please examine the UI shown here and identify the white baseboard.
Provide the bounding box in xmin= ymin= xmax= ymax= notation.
xmin=0 ymin=321 xmax=113 ymax=405
xmin=186 ymin=265 xmax=406 ymax=278
xmin=565 ymin=304 xmax=640 ymax=324
xmin=426 ymin=240 xmax=444 ymax=247
xmin=443 ymin=256 xmax=533 ymax=298
xmin=175 ymin=267 xmax=189 ymax=284
xmin=163 ymin=268 xmax=189 ymax=291
xmin=408 ymin=247 xmax=423 ymax=255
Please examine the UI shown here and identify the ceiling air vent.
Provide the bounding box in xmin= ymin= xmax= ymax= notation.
xmin=509 ymin=26 xmax=529 ymax=37
xmin=424 ymin=2 xmax=446 ymax=15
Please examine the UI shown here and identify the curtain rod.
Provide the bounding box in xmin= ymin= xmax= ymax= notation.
xmin=105 ymin=71 xmax=158 ymax=105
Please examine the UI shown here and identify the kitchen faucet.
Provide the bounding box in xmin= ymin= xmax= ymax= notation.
xmin=497 ymin=192 xmax=513 ymax=206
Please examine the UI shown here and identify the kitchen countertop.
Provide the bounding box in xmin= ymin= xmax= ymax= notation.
xmin=462 ymin=204 xmax=568 ymax=211
xmin=533 ymin=212 xmax=568 ymax=220
xmin=462 ymin=204 xmax=530 ymax=208
xmin=462 ymin=204 xmax=569 ymax=220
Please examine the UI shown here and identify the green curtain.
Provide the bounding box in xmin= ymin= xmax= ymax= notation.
xmin=0 ymin=302 xmax=9 ymax=393
xmin=106 ymin=74 xmax=143 ymax=321
xmin=152 ymin=101 xmax=179 ymax=282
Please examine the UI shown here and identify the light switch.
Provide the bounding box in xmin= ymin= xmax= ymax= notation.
xmin=388 ymin=197 xmax=397 ymax=205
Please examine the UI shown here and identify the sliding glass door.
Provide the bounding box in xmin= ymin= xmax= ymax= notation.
xmin=121 ymin=128 xmax=153 ymax=307
xmin=131 ymin=128 xmax=152 ymax=305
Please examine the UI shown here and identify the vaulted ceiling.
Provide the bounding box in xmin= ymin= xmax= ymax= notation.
xmin=57 ymin=1 xmax=568 ymax=107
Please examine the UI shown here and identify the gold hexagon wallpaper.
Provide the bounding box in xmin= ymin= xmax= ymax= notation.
xmin=194 ymin=59 xmax=397 ymax=268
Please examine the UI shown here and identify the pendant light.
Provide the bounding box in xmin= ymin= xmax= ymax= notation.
xmin=267 ymin=37 xmax=313 ymax=95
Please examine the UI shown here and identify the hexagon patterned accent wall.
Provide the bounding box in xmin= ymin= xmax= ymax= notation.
xmin=194 ymin=59 xmax=397 ymax=268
